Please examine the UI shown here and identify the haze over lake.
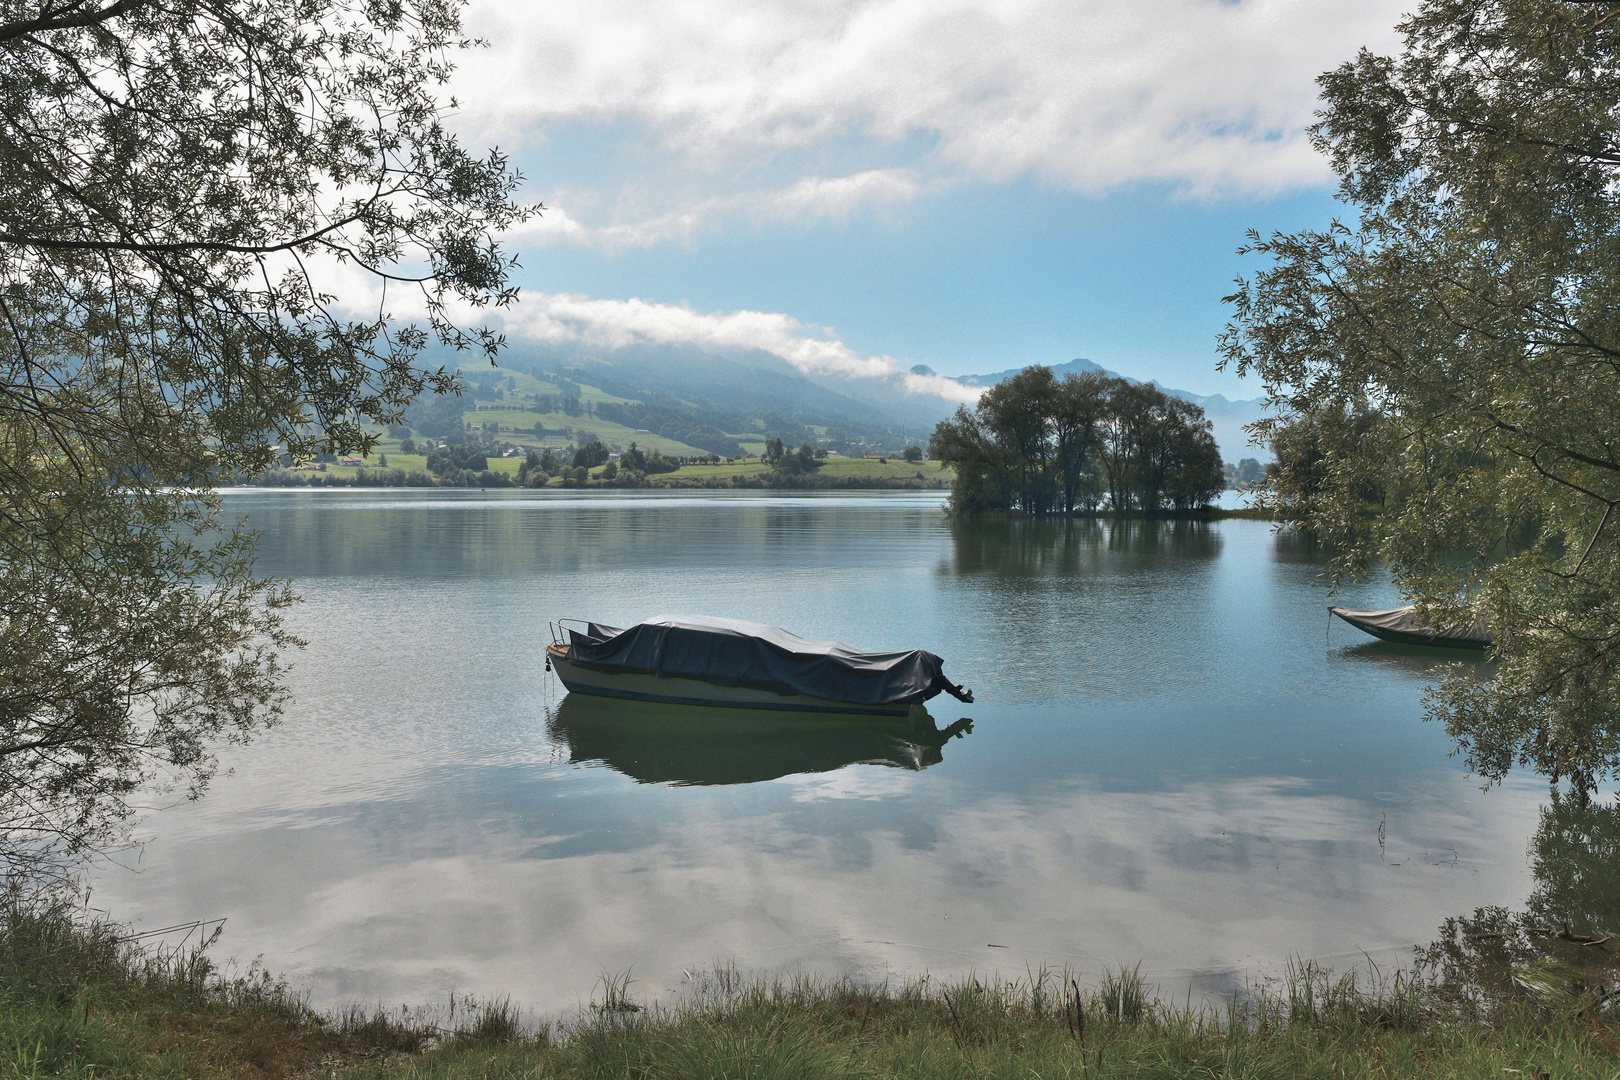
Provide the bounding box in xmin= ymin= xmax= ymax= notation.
xmin=92 ymin=490 xmax=1542 ymax=1013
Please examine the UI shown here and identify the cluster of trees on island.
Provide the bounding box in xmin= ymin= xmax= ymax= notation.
xmin=929 ymin=365 xmax=1225 ymax=516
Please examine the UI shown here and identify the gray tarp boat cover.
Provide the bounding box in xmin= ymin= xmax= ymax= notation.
xmin=1331 ymin=605 xmax=1493 ymax=646
xmin=564 ymin=615 xmax=969 ymax=706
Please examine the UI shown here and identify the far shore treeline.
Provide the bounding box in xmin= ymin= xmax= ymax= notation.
xmin=247 ymin=436 xmax=952 ymax=492
xmin=929 ymin=364 xmax=1225 ymax=517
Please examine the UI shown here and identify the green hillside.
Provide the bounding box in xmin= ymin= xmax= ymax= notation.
xmin=398 ymin=362 xmax=905 ymax=460
xmin=252 ymin=361 xmax=935 ymax=489
xmin=404 ymin=367 xmax=749 ymax=457
xmin=460 ymin=407 xmax=716 ymax=456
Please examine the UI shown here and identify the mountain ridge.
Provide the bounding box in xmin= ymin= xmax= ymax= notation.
xmin=471 ymin=340 xmax=1270 ymax=461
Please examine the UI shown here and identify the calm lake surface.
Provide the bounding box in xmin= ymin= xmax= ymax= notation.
xmin=91 ymin=489 xmax=1545 ymax=1012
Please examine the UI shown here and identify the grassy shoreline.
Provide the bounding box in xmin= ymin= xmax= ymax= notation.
xmin=7 ymin=899 xmax=1619 ymax=1079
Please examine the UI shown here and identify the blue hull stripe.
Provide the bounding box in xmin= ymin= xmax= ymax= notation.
xmin=1355 ymin=627 xmax=1489 ymax=650
xmin=558 ymin=680 xmax=910 ymax=716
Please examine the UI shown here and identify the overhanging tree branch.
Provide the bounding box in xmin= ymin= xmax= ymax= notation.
xmin=0 ymin=0 xmax=151 ymax=44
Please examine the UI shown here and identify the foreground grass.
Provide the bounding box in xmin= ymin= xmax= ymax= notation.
xmin=0 ymin=897 xmax=451 ymax=1079
xmin=355 ymin=964 xmax=1620 ymax=1080
xmin=8 ymin=898 xmax=1620 ymax=1079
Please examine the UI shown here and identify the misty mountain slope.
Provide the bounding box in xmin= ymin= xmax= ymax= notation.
xmin=496 ymin=341 xmax=902 ymax=429
xmin=769 ymin=363 xmax=973 ymax=430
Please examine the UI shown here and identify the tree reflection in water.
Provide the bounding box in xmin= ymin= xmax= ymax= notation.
xmin=1420 ymin=793 xmax=1620 ymax=1012
xmin=545 ymin=694 xmax=973 ymax=786
xmin=945 ymin=517 xmax=1222 ymax=578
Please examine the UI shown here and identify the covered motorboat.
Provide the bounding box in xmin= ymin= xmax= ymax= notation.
xmin=1330 ymin=605 xmax=1492 ymax=650
xmin=545 ymin=615 xmax=974 ymax=716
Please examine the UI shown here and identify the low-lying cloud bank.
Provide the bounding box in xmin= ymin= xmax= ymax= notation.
xmin=503 ymin=292 xmax=983 ymax=405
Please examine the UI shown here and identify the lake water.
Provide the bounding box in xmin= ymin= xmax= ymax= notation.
xmin=90 ymin=489 xmax=1546 ymax=1013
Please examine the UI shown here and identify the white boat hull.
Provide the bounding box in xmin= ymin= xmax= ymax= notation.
xmin=547 ymin=646 xmax=914 ymax=715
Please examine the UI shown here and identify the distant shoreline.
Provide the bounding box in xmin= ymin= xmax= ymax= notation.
xmin=223 ymin=474 xmax=1275 ymax=516
xmin=235 ymin=456 xmax=955 ymax=492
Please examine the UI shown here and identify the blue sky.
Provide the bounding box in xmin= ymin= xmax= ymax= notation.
xmin=447 ymin=0 xmax=1407 ymax=403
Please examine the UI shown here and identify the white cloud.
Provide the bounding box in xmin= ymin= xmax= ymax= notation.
xmin=766 ymin=169 xmax=927 ymax=221
xmin=458 ymin=0 xmax=1404 ymax=198
xmin=517 ymin=202 xmax=707 ymax=250
xmin=511 ymin=168 xmax=932 ymax=250
xmin=502 ymin=292 xmax=983 ymax=404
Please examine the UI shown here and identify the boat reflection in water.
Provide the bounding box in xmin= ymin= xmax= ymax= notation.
xmin=1337 ymin=640 xmax=1495 ymax=677
xmin=546 ymin=694 xmax=974 ymax=786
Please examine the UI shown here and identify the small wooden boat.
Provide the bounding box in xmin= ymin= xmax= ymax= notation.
xmin=546 ymin=615 xmax=974 ymax=716
xmin=1329 ymin=605 xmax=1492 ymax=650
